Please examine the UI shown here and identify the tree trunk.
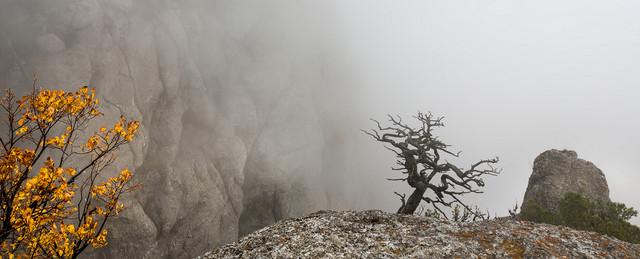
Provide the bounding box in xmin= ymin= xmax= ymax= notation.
xmin=398 ymin=187 xmax=426 ymax=214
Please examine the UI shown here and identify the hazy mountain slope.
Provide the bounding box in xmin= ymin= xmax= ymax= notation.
xmin=0 ymin=1 xmax=359 ymax=258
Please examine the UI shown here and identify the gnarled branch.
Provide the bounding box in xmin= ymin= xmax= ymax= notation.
xmin=363 ymin=112 xmax=500 ymax=217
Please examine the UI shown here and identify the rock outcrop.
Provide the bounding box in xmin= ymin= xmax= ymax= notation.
xmin=521 ymin=149 xmax=610 ymax=215
xmin=0 ymin=1 xmax=359 ymax=258
xmin=199 ymin=210 xmax=640 ymax=258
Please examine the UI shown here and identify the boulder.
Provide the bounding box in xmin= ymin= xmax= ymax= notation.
xmin=521 ymin=149 xmax=610 ymax=215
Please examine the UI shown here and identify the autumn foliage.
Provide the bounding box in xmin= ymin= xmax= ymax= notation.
xmin=0 ymin=84 xmax=139 ymax=258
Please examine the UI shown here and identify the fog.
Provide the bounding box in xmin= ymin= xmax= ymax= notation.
xmin=333 ymin=0 xmax=640 ymax=224
xmin=0 ymin=0 xmax=638 ymax=257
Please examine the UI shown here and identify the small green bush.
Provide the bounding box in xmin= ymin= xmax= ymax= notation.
xmin=521 ymin=193 xmax=640 ymax=244
xmin=519 ymin=202 xmax=562 ymax=225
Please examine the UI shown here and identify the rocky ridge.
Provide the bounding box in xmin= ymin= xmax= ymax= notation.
xmin=200 ymin=210 xmax=640 ymax=259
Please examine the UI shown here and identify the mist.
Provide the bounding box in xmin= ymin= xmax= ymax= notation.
xmin=333 ymin=0 xmax=640 ymax=225
xmin=0 ymin=0 xmax=638 ymax=257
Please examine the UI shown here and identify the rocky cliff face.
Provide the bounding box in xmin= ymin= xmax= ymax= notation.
xmin=200 ymin=210 xmax=640 ymax=258
xmin=521 ymin=149 xmax=610 ymax=215
xmin=0 ymin=1 xmax=358 ymax=258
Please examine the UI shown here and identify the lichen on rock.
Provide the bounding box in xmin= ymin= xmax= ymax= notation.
xmin=199 ymin=210 xmax=640 ymax=259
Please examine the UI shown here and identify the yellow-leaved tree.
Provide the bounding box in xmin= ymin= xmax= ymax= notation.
xmin=0 ymin=83 xmax=139 ymax=258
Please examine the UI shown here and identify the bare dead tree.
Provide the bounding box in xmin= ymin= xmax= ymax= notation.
xmin=362 ymin=112 xmax=500 ymax=218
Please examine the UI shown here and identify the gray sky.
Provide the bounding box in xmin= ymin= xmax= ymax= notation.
xmin=331 ymin=0 xmax=640 ymax=224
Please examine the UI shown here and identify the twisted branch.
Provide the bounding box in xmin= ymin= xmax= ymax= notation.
xmin=363 ymin=112 xmax=500 ymax=217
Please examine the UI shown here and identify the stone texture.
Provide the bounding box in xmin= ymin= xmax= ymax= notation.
xmin=35 ymin=33 xmax=66 ymax=54
xmin=521 ymin=149 xmax=610 ymax=215
xmin=0 ymin=1 xmax=358 ymax=258
xmin=199 ymin=210 xmax=640 ymax=259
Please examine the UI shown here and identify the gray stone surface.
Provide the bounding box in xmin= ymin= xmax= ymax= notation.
xmin=199 ymin=210 xmax=640 ymax=258
xmin=0 ymin=1 xmax=358 ymax=258
xmin=521 ymin=149 xmax=610 ymax=214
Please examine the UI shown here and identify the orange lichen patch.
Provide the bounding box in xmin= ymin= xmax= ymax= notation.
xmin=453 ymin=230 xmax=495 ymax=250
xmin=477 ymin=234 xmax=496 ymax=249
xmin=616 ymin=243 xmax=634 ymax=259
xmin=534 ymin=235 xmax=564 ymax=257
xmin=383 ymin=246 xmax=402 ymax=256
xmin=598 ymin=239 xmax=610 ymax=249
xmin=500 ymin=239 xmax=525 ymax=259
xmin=454 ymin=231 xmax=476 ymax=239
